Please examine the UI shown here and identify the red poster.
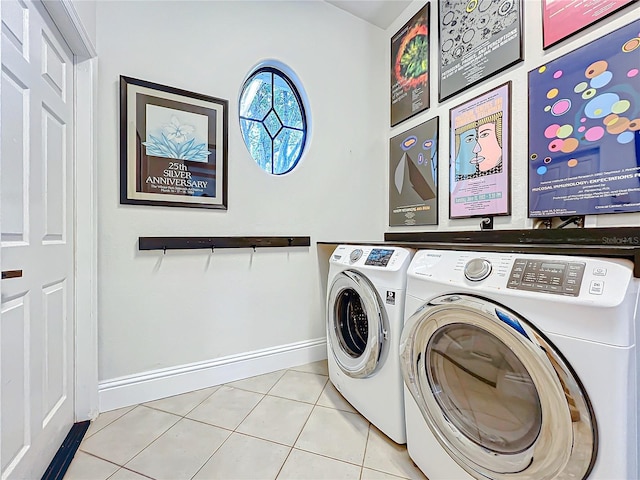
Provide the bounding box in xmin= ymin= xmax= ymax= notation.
xmin=542 ymin=0 xmax=634 ymax=49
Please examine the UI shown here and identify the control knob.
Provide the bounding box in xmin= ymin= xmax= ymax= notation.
xmin=464 ymin=258 xmax=492 ymax=281
xmin=350 ymin=249 xmax=363 ymax=263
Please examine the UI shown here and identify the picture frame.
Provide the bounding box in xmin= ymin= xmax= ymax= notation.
xmin=542 ymin=0 xmax=635 ymax=49
xmin=528 ymin=20 xmax=640 ymax=218
xmin=389 ymin=117 xmax=439 ymax=226
xmin=120 ymin=76 xmax=228 ymax=209
xmin=390 ymin=3 xmax=430 ymax=127
xmin=449 ymin=82 xmax=511 ymax=219
xmin=438 ymin=0 xmax=523 ymax=102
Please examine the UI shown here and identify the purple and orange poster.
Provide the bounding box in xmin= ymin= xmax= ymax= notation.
xmin=528 ymin=21 xmax=640 ymax=218
xmin=542 ymin=0 xmax=635 ymax=49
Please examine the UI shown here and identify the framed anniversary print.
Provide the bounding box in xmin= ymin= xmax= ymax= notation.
xmin=120 ymin=76 xmax=228 ymax=209
xmin=389 ymin=117 xmax=439 ymax=226
xmin=391 ymin=4 xmax=430 ymax=127
xmin=438 ymin=0 xmax=522 ymax=101
xmin=528 ymin=21 xmax=640 ymax=218
xmin=450 ymin=82 xmax=511 ymax=219
xmin=542 ymin=0 xmax=635 ymax=49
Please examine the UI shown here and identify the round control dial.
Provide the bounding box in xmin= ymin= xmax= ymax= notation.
xmin=464 ymin=258 xmax=492 ymax=281
xmin=349 ymin=249 xmax=363 ymax=263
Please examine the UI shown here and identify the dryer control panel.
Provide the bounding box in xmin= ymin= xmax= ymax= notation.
xmin=507 ymin=259 xmax=585 ymax=296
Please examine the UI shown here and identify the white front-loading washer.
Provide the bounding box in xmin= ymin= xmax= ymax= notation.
xmin=400 ymin=249 xmax=639 ymax=480
xmin=327 ymin=244 xmax=414 ymax=444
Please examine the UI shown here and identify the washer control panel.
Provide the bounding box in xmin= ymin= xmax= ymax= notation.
xmin=331 ymin=245 xmax=414 ymax=271
xmin=364 ymin=248 xmax=394 ymax=267
xmin=507 ymin=258 xmax=585 ymax=296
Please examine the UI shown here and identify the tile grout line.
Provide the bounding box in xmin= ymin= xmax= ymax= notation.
xmin=109 ymin=405 xmax=182 ymax=476
xmin=187 ymin=428 xmax=233 ymax=480
xmin=188 ymin=385 xmax=272 ymax=480
xmin=80 ymin=363 xmax=347 ymax=480
xmin=83 ymin=406 xmax=136 ymax=441
xmin=276 ymin=374 xmax=374 ymax=473
xmin=191 ymin=367 xmax=301 ymax=480
xmin=106 ymin=466 xmax=156 ymax=480
xmin=86 ymin=386 xmax=222 ymax=480
xmin=359 ymin=424 xmax=373 ymax=480
xmin=273 ymin=371 xmax=326 ymax=479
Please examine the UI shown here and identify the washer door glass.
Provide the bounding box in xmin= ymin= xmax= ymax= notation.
xmin=427 ymin=324 xmax=542 ymax=454
xmin=328 ymin=270 xmax=387 ymax=378
xmin=335 ymin=288 xmax=369 ymax=358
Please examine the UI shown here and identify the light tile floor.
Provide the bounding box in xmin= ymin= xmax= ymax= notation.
xmin=64 ymin=360 xmax=428 ymax=480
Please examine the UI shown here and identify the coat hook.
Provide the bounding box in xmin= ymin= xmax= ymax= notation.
xmin=163 ymin=246 xmax=167 ymax=255
xmin=288 ymin=238 xmax=293 ymax=246
xmin=252 ymin=245 xmax=256 ymax=252
xmin=211 ymin=244 xmax=215 ymax=253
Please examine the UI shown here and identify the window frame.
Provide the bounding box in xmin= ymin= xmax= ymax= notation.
xmin=239 ymin=66 xmax=308 ymax=175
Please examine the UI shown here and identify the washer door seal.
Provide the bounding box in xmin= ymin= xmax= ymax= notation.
xmin=399 ymin=294 xmax=597 ymax=479
xmin=327 ymin=270 xmax=387 ymax=378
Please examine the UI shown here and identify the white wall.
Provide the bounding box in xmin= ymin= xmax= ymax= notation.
xmin=95 ymin=0 xmax=387 ymax=400
xmin=70 ymin=0 xmax=96 ymax=48
xmin=386 ymin=1 xmax=640 ymax=232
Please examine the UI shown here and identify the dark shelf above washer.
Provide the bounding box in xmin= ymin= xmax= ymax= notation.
xmin=319 ymin=227 xmax=640 ymax=277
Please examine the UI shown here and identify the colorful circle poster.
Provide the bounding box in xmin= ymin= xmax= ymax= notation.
xmin=528 ymin=20 xmax=640 ymax=218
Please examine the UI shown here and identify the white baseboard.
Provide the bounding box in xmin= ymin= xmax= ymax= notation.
xmin=98 ymin=338 xmax=327 ymax=412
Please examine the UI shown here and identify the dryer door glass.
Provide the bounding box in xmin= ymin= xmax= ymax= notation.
xmin=399 ymin=293 xmax=596 ymax=479
xmin=335 ymin=289 xmax=369 ymax=358
xmin=426 ymin=324 xmax=542 ymax=454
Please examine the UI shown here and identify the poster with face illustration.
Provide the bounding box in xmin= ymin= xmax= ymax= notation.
xmin=439 ymin=0 xmax=522 ymax=101
xmin=389 ymin=117 xmax=439 ymax=226
xmin=450 ymin=82 xmax=511 ymax=219
xmin=528 ymin=21 xmax=640 ymax=218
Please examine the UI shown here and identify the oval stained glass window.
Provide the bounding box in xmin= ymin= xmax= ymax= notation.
xmin=239 ymin=66 xmax=307 ymax=175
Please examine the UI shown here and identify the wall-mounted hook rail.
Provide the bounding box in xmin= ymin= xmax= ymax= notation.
xmin=139 ymin=236 xmax=311 ymax=251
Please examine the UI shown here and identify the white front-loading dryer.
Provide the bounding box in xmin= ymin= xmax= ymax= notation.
xmin=400 ymin=249 xmax=639 ymax=480
xmin=327 ymin=245 xmax=414 ymax=444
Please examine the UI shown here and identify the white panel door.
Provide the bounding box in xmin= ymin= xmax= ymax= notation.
xmin=0 ymin=1 xmax=75 ymax=478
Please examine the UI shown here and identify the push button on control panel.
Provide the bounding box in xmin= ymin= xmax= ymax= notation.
xmin=589 ymin=280 xmax=604 ymax=295
xmin=593 ymin=267 xmax=607 ymax=276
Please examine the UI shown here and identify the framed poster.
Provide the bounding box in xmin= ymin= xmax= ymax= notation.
xmin=389 ymin=117 xmax=439 ymax=226
xmin=391 ymin=4 xmax=430 ymax=127
xmin=450 ymin=82 xmax=511 ymax=219
xmin=528 ymin=21 xmax=640 ymax=218
xmin=438 ymin=0 xmax=522 ymax=102
xmin=542 ymin=0 xmax=635 ymax=49
xmin=120 ymin=76 xmax=228 ymax=209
